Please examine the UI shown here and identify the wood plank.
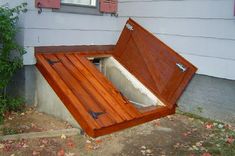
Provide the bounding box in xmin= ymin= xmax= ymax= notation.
xmin=35 ymin=45 xmax=115 ymax=53
xmin=114 ymin=19 xmax=197 ymax=109
xmin=34 ymin=19 xmax=197 ymax=137
xmin=88 ymin=52 xmax=143 ymax=118
xmin=36 ymin=52 xmax=176 ymax=138
xmin=134 ymin=24 xmax=197 ymax=106
xmin=55 ymin=53 xmax=122 ymax=125
xmin=114 ymin=24 xmax=132 ymax=58
xmin=36 ymin=54 xmax=97 ymax=136
xmin=36 ymin=64 xmax=94 ymax=136
xmin=55 ymin=54 xmax=115 ymax=127
xmin=65 ymin=54 xmax=127 ymax=123
xmin=44 ymin=54 xmax=108 ymax=127
xmin=93 ymin=106 xmax=175 ymax=138
xmin=77 ymin=54 xmax=142 ymax=118
xmin=75 ymin=54 xmax=141 ymax=119
xmin=73 ymin=54 xmax=139 ymax=119
xmin=36 ymin=53 xmax=100 ymax=134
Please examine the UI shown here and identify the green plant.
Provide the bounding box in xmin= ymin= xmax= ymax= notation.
xmin=0 ymin=3 xmax=27 ymax=123
xmin=1 ymin=127 xmax=18 ymax=135
xmin=177 ymin=109 xmax=235 ymax=155
xmin=0 ymin=3 xmax=27 ymax=93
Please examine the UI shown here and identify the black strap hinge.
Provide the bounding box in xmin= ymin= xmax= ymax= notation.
xmin=88 ymin=110 xmax=104 ymax=119
xmin=47 ymin=59 xmax=61 ymax=65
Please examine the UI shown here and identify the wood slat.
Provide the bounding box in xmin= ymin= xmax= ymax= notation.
xmin=36 ymin=54 xmax=100 ymax=130
xmin=114 ymin=19 xmax=197 ymax=109
xmin=55 ymin=53 xmax=122 ymax=126
xmin=35 ymin=45 xmax=115 ymax=53
xmin=65 ymin=54 xmax=128 ymax=123
xmin=75 ymin=54 xmax=141 ymax=119
xmin=44 ymin=54 xmax=109 ymax=127
xmin=36 ymin=52 xmax=174 ymax=138
xmin=35 ymin=18 xmax=197 ymax=138
xmin=93 ymin=106 xmax=175 ymax=138
xmin=74 ymin=54 xmax=136 ymax=120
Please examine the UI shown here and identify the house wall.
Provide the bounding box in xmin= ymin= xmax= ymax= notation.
xmin=1 ymin=0 xmax=235 ymax=124
xmin=118 ymin=0 xmax=235 ymax=80
xmin=1 ymin=0 xmax=235 ymax=80
xmin=0 ymin=0 xmax=120 ymax=65
xmin=116 ymin=0 xmax=235 ymax=124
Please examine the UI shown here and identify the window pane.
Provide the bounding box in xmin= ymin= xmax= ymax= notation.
xmin=61 ymin=0 xmax=96 ymax=6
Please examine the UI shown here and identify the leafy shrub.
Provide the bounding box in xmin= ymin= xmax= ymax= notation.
xmin=0 ymin=3 xmax=27 ymax=123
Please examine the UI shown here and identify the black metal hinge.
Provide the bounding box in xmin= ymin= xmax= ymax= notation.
xmin=47 ymin=59 xmax=61 ymax=65
xmin=88 ymin=110 xmax=105 ymax=119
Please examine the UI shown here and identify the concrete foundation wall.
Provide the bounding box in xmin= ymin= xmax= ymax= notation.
xmin=8 ymin=66 xmax=80 ymax=128
xmin=7 ymin=66 xmax=35 ymax=105
xmin=178 ymin=74 xmax=235 ymax=124
xmin=34 ymin=68 xmax=80 ymax=128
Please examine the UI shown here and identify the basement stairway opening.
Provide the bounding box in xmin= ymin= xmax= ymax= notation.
xmin=35 ymin=18 xmax=197 ymax=137
xmin=88 ymin=56 xmax=165 ymax=110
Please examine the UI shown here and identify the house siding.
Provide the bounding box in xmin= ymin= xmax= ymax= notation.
xmin=1 ymin=0 xmax=235 ymax=124
xmin=1 ymin=0 xmax=235 ymax=80
xmin=1 ymin=0 xmax=120 ymax=64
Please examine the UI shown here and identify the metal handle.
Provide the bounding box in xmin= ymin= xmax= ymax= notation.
xmin=176 ymin=63 xmax=187 ymax=72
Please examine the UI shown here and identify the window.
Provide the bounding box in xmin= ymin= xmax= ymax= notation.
xmin=61 ymin=0 xmax=96 ymax=7
xmin=37 ymin=0 xmax=117 ymax=15
xmin=53 ymin=0 xmax=101 ymax=15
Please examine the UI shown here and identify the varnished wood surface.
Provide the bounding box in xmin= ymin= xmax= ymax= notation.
xmin=35 ymin=45 xmax=115 ymax=53
xmin=35 ymin=18 xmax=196 ymax=137
xmin=36 ymin=52 xmax=174 ymax=137
xmin=114 ymin=19 xmax=197 ymax=109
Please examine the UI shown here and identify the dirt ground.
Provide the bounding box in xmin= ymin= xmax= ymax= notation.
xmin=0 ymin=108 xmax=234 ymax=156
xmin=0 ymin=108 xmax=72 ymax=135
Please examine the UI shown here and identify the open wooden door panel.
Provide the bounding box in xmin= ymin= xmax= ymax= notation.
xmin=35 ymin=18 xmax=197 ymax=137
xmin=114 ymin=19 xmax=197 ymax=109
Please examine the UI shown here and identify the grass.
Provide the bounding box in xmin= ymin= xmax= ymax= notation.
xmin=1 ymin=127 xmax=18 ymax=135
xmin=0 ymin=96 xmax=25 ymax=124
xmin=205 ymin=127 xmax=235 ymax=155
xmin=176 ymin=109 xmax=235 ymax=156
xmin=176 ymin=109 xmax=222 ymax=123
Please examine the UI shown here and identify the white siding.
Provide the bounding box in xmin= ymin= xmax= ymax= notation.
xmin=1 ymin=0 xmax=120 ymax=65
xmin=2 ymin=0 xmax=235 ymax=80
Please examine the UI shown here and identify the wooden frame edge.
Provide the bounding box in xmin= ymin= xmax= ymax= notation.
xmin=92 ymin=106 xmax=175 ymax=137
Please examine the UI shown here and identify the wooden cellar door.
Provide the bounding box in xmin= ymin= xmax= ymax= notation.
xmin=114 ymin=19 xmax=197 ymax=109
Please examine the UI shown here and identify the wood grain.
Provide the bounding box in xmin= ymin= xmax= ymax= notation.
xmin=35 ymin=18 xmax=196 ymax=137
xmin=114 ymin=18 xmax=197 ymax=109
